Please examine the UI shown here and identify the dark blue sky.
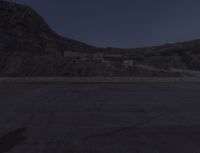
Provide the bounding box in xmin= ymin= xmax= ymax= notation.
xmin=15 ymin=0 xmax=200 ymax=48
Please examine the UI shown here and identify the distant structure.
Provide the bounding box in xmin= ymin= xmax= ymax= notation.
xmin=64 ymin=50 xmax=134 ymax=67
xmin=123 ymin=59 xmax=134 ymax=67
xmin=64 ymin=50 xmax=104 ymax=61
xmin=64 ymin=51 xmax=89 ymax=60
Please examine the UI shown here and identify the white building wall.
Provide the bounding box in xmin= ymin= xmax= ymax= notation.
xmin=123 ymin=60 xmax=134 ymax=67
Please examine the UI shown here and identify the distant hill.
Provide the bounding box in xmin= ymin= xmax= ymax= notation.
xmin=125 ymin=40 xmax=200 ymax=71
xmin=0 ymin=0 xmax=97 ymax=56
xmin=0 ymin=0 xmax=199 ymax=76
xmin=0 ymin=0 xmax=98 ymax=76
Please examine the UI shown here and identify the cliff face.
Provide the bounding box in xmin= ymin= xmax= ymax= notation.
xmin=0 ymin=0 xmax=97 ymax=76
xmin=0 ymin=0 xmax=96 ymax=55
xmin=0 ymin=1 xmax=62 ymax=56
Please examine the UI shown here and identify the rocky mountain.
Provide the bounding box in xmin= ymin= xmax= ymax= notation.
xmin=0 ymin=0 xmax=97 ymax=54
xmin=126 ymin=40 xmax=200 ymax=71
xmin=0 ymin=0 xmax=199 ymax=77
xmin=0 ymin=0 xmax=98 ymax=76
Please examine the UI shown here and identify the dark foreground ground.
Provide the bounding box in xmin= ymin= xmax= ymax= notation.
xmin=0 ymin=82 xmax=200 ymax=153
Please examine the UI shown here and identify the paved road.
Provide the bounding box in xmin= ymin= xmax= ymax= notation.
xmin=0 ymin=82 xmax=200 ymax=153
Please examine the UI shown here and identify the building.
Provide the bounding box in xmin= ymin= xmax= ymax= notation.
xmin=64 ymin=50 xmax=105 ymax=62
xmin=64 ymin=50 xmax=134 ymax=67
xmin=123 ymin=59 xmax=134 ymax=67
xmin=92 ymin=53 xmax=104 ymax=62
xmin=64 ymin=50 xmax=90 ymax=60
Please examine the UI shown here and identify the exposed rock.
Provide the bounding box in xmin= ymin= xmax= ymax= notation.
xmin=0 ymin=0 xmax=98 ymax=76
xmin=0 ymin=0 xmax=198 ymax=77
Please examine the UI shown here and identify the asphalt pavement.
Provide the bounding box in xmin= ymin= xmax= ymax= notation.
xmin=0 ymin=82 xmax=200 ymax=153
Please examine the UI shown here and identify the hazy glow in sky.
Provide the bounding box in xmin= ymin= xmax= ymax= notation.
xmin=15 ymin=0 xmax=200 ymax=48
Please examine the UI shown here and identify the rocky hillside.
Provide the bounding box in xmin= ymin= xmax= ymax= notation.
xmin=125 ymin=40 xmax=200 ymax=71
xmin=0 ymin=0 xmax=98 ymax=76
xmin=0 ymin=0 xmax=199 ymax=76
xmin=0 ymin=0 xmax=97 ymax=55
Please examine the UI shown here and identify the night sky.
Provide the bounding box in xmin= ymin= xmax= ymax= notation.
xmin=15 ymin=0 xmax=200 ymax=48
